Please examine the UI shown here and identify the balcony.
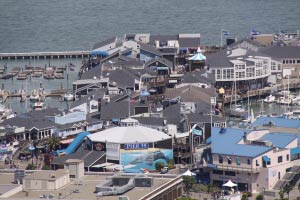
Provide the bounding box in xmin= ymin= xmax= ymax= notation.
xmin=205 ymin=163 xmax=260 ymax=173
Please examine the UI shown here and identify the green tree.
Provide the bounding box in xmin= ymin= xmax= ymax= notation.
xmin=284 ymin=183 xmax=292 ymax=200
xmin=168 ymin=159 xmax=174 ymax=169
xmin=182 ymin=176 xmax=196 ymax=197
xmin=255 ymin=194 xmax=264 ymax=200
xmin=155 ymin=161 xmax=165 ymax=171
xmin=47 ymin=137 xmax=60 ymax=152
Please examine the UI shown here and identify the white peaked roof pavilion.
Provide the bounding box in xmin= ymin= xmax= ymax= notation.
xmin=222 ymin=180 xmax=237 ymax=187
xmin=182 ymin=169 xmax=196 ymax=176
xmin=188 ymin=47 xmax=206 ymax=61
xmin=88 ymin=125 xmax=171 ymax=144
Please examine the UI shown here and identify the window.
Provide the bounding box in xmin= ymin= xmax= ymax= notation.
xmin=297 ymin=60 xmax=300 ymax=64
xmin=283 ymin=60 xmax=286 ymax=64
xmin=256 ymin=160 xmax=259 ymax=166
xmin=213 ymin=170 xmax=223 ymax=175
xmin=286 ymin=154 xmax=289 ymax=161
xmin=227 ymin=157 xmax=232 ymax=165
xmin=247 ymin=159 xmax=251 ymax=165
xmin=225 ymin=171 xmax=236 ymax=176
xmin=278 ymin=156 xmax=283 ymax=163
xmin=219 ymin=155 xmax=223 ymax=164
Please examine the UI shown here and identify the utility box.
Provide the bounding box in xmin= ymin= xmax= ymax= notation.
xmin=64 ymin=159 xmax=84 ymax=179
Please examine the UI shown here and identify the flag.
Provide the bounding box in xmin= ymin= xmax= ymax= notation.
xmin=251 ymin=29 xmax=260 ymax=35
xmin=223 ymin=30 xmax=230 ymax=36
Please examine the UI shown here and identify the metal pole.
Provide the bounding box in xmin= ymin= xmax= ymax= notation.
xmin=221 ymin=29 xmax=223 ymax=48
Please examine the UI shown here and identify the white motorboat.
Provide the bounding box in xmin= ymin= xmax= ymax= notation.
xmin=29 ymin=89 xmax=40 ymax=102
xmin=291 ymin=96 xmax=300 ymax=105
xmin=32 ymin=102 xmax=45 ymax=110
xmin=277 ymin=97 xmax=292 ymax=105
xmin=64 ymin=93 xmax=74 ymax=101
xmin=263 ymin=94 xmax=276 ymax=103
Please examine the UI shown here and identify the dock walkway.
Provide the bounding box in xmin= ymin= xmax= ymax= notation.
xmin=0 ymin=51 xmax=91 ymax=60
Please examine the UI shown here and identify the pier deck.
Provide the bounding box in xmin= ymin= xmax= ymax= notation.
xmin=224 ymin=79 xmax=300 ymax=104
xmin=0 ymin=51 xmax=91 ymax=60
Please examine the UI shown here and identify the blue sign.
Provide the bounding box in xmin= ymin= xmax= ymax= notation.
xmin=124 ymin=143 xmax=149 ymax=150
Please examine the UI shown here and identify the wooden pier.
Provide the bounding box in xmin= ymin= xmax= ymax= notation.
xmin=0 ymin=89 xmax=66 ymax=103
xmin=0 ymin=51 xmax=91 ymax=60
xmin=223 ymin=79 xmax=300 ymax=104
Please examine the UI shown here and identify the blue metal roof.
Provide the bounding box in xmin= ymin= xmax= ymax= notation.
xmin=291 ymin=147 xmax=300 ymax=155
xmin=211 ymin=127 xmax=271 ymax=157
xmin=259 ymin=133 xmax=297 ymax=148
xmin=252 ymin=116 xmax=300 ymax=129
xmin=262 ymin=155 xmax=270 ymax=162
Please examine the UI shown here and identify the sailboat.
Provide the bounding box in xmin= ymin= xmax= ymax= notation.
xmin=64 ymin=58 xmax=74 ymax=101
xmin=230 ymin=79 xmax=247 ymax=117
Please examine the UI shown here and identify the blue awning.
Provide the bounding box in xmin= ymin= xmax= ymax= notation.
xmin=28 ymin=146 xmax=35 ymax=151
xmin=112 ymin=118 xmax=120 ymax=122
xmin=192 ymin=128 xmax=202 ymax=136
xmin=91 ymin=50 xmax=108 ymax=56
xmin=291 ymin=147 xmax=300 ymax=155
xmin=262 ymin=155 xmax=270 ymax=162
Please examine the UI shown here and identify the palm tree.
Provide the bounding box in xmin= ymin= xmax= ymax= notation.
xmin=47 ymin=137 xmax=60 ymax=152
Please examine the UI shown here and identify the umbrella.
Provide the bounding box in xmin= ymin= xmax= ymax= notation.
xmin=182 ymin=169 xmax=196 ymax=176
xmin=222 ymin=180 xmax=237 ymax=187
xmin=188 ymin=47 xmax=206 ymax=61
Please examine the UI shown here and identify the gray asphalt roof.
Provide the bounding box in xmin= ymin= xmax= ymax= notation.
xmin=93 ymin=37 xmax=117 ymax=49
xmin=149 ymin=35 xmax=178 ymax=45
xmin=259 ymin=46 xmax=300 ymax=59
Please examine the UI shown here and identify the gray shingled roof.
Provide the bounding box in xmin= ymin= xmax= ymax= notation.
xmin=132 ymin=117 xmax=166 ymax=127
xmin=71 ymin=89 xmax=107 ymax=109
xmin=187 ymin=113 xmax=226 ymax=123
xmin=51 ymin=150 xmax=105 ymax=167
xmin=179 ymin=37 xmax=200 ymax=48
xmin=93 ymin=37 xmax=116 ymax=49
xmin=181 ymin=71 xmax=215 ymax=84
xmin=259 ymin=46 xmax=300 ymax=59
xmin=100 ymin=101 xmax=150 ymax=121
xmin=138 ymin=42 xmax=162 ymax=56
xmin=164 ymin=86 xmax=216 ymax=104
xmin=103 ymin=68 xmax=137 ymax=88
xmin=1 ymin=108 xmax=60 ymax=130
xmin=145 ymin=58 xmax=173 ymax=69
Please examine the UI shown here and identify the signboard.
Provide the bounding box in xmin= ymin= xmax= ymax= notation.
xmin=210 ymin=97 xmax=216 ymax=106
xmin=124 ymin=143 xmax=149 ymax=150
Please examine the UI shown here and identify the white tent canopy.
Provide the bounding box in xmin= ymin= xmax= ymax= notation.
xmin=182 ymin=169 xmax=196 ymax=176
xmin=222 ymin=180 xmax=237 ymax=187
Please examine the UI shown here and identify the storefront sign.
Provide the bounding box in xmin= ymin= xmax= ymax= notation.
xmin=124 ymin=143 xmax=149 ymax=150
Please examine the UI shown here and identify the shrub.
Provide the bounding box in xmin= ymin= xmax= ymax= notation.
xmin=26 ymin=164 xmax=36 ymax=170
xmin=256 ymin=194 xmax=264 ymax=200
xmin=42 ymin=165 xmax=50 ymax=170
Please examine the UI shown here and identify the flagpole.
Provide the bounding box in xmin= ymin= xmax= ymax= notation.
xmin=220 ymin=29 xmax=223 ymax=48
